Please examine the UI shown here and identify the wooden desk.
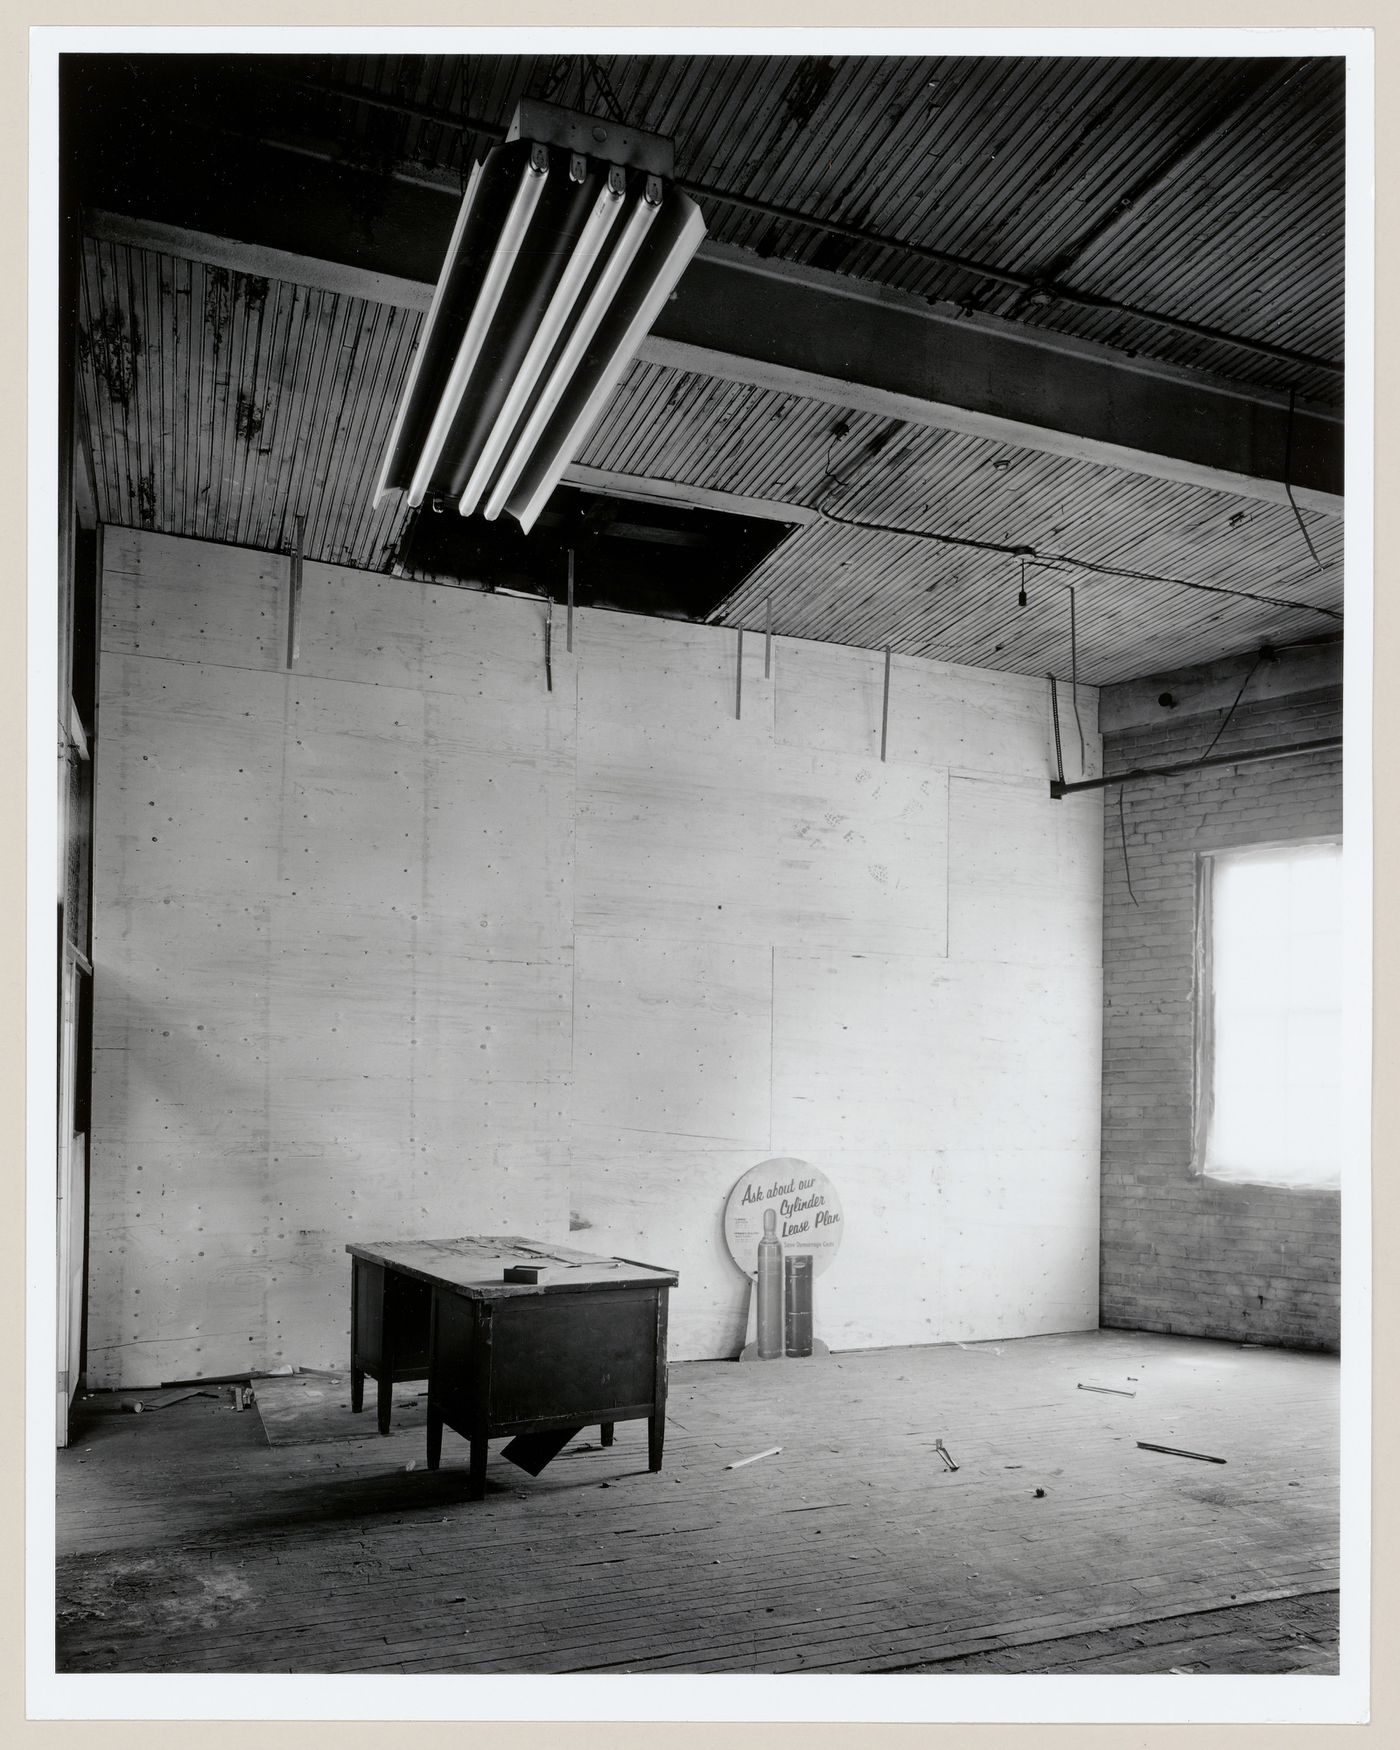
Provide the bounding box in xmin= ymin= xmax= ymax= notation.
xmin=347 ymin=1237 xmax=678 ymax=1495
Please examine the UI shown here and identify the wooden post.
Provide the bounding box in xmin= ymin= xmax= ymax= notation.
xmin=764 ymin=596 xmax=772 ymax=677
xmin=736 ymin=626 xmax=744 ymax=720
xmin=880 ymin=645 xmax=891 ymax=762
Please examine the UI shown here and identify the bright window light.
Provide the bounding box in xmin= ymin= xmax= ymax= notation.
xmin=1201 ymin=841 xmax=1343 ymax=1189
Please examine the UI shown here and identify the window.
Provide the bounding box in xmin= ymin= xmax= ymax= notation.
xmin=1197 ymin=842 xmax=1343 ymax=1189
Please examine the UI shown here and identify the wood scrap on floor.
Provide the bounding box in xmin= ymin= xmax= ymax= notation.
xmin=725 ymin=1446 xmax=781 ymax=1470
xmin=124 ymin=1388 xmax=215 ymax=1413
xmin=1137 ymin=1441 xmax=1227 ymax=1464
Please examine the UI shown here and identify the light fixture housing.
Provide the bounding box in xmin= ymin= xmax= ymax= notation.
xmin=374 ymin=100 xmax=706 ymax=534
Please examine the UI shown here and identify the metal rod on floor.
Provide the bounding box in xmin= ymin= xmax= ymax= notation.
xmin=286 ymin=515 xmax=305 ymax=669
xmin=1049 ymin=735 xmax=1341 ymax=799
xmin=880 ymin=645 xmax=891 ymax=762
xmin=566 ymin=548 xmax=575 ymax=652
xmin=736 ymin=626 xmax=744 ymax=719
xmin=544 ymin=597 xmax=553 ymax=693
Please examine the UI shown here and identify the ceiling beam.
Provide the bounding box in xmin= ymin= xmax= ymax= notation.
xmin=84 ymin=179 xmax=1343 ymax=519
xmin=561 ymin=463 xmax=815 ymax=526
xmin=648 ymin=248 xmax=1342 ymax=516
xmin=86 ymin=208 xmax=435 ymax=314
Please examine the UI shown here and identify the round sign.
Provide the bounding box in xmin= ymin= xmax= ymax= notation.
xmin=724 ymin=1158 xmax=844 ymax=1280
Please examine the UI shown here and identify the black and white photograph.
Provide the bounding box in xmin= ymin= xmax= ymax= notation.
xmin=31 ymin=23 xmax=1372 ymax=1724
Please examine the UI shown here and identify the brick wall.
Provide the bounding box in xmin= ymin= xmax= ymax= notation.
xmin=1099 ymin=660 xmax=1342 ymax=1351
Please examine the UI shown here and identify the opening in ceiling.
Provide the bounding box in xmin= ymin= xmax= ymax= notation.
xmin=396 ymin=483 xmax=793 ymax=622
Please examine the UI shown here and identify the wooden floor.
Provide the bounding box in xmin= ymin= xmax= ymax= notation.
xmin=55 ymin=1328 xmax=1339 ymax=1675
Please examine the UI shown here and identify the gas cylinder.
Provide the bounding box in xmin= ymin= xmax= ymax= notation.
xmin=784 ymin=1253 xmax=813 ymax=1357
xmin=756 ymin=1207 xmax=784 ymax=1360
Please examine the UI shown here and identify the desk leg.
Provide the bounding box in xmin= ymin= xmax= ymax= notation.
xmin=468 ymin=1436 xmax=488 ymax=1501
xmin=600 ymin=1422 xmax=615 ymax=1447
xmin=349 ymin=1261 xmax=364 ymax=1412
xmin=649 ymin=1286 xmax=669 ymax=1472
xmin=376 ymin=1286 xmax=396 ymax=1434
xmin=427 ymin=1404 xmax=443 ymax=1472
xmin=466 ymin=1301 xmax=493 ymax=1501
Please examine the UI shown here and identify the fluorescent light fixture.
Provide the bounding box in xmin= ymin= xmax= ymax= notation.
xmin=375 ymin=100 xmax=706 ymax=535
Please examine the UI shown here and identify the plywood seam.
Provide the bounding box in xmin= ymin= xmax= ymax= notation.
xmin=768 ymin=944 xmax=776 ymax=1154
xmin=943 ymin=765 xmax=952 ymax=961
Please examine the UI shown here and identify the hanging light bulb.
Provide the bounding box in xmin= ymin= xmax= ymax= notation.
xmin=1017 ymin=559 xmax=1028 ymax=609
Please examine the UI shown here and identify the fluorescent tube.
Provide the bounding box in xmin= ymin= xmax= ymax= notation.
xmin=456 ymin=175 xmax=626 ymax=519
xmin=404 ymin=151 xmax=549 ymax=510
xmin=371 ymin=158 xmax=484 ymax=509
xmin=509 ymin=196 xmax=707 ymax=533
xmin=480 ymin=193 xmax=662 ymax=522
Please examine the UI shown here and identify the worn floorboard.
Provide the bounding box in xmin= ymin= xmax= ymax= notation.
xmin=55 ymin=1328 xmax=1339 ymax=1675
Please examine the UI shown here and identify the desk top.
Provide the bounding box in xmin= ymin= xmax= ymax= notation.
xmin=346 ymin=1235 xmax=679 ymax=1299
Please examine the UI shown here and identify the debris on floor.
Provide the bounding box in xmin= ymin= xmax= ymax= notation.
xmin=934 ymin=1439 xmax=959 ymax=1472
xmin=725 ymin=1446 xmax=781 ymax=1470
xmin=1137 ymin=1441 xmax=1227 ymax=1465
xmin=1077 ymin=1383 xmax=1136 ymax=1397
xmin=123 ymin=1387 xmax=215 ymax=1414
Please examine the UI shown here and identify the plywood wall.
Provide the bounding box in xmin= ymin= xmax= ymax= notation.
xmin=90 ymin=527 xmax=1102 ymax=1386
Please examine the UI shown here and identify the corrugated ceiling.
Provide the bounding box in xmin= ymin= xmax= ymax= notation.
xmin=78 ymin=236 xmax=1342 ymax=686
xmin=78 ymin=238 xmax=416 ymax=572
xmin=289 ymin=51 xmax=1344 ymax=404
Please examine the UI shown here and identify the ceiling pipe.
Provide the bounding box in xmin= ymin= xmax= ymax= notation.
xmin=1048 ymin=735 xmax=1341 ymax=799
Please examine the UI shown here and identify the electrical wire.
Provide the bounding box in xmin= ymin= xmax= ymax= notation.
xmin=817 ymin=505 xmax=1341 ymax=622
xmin=586 ymin=56 xmax=627 ymax=124
xmin=1283 ymin=387 xmax=1327 ymax=574
xmin=457 ymin=59 xmax=469 ymax=196
xmin=1198 ymin=650 xmax=1265 ymax=763
xmin=817 ymin=431 xmax=849 ymax=504
xmin=1118 ymin=785 xmax=1140 ymax=907
xmin=815 ymin=423 xmax=902 ymax=515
